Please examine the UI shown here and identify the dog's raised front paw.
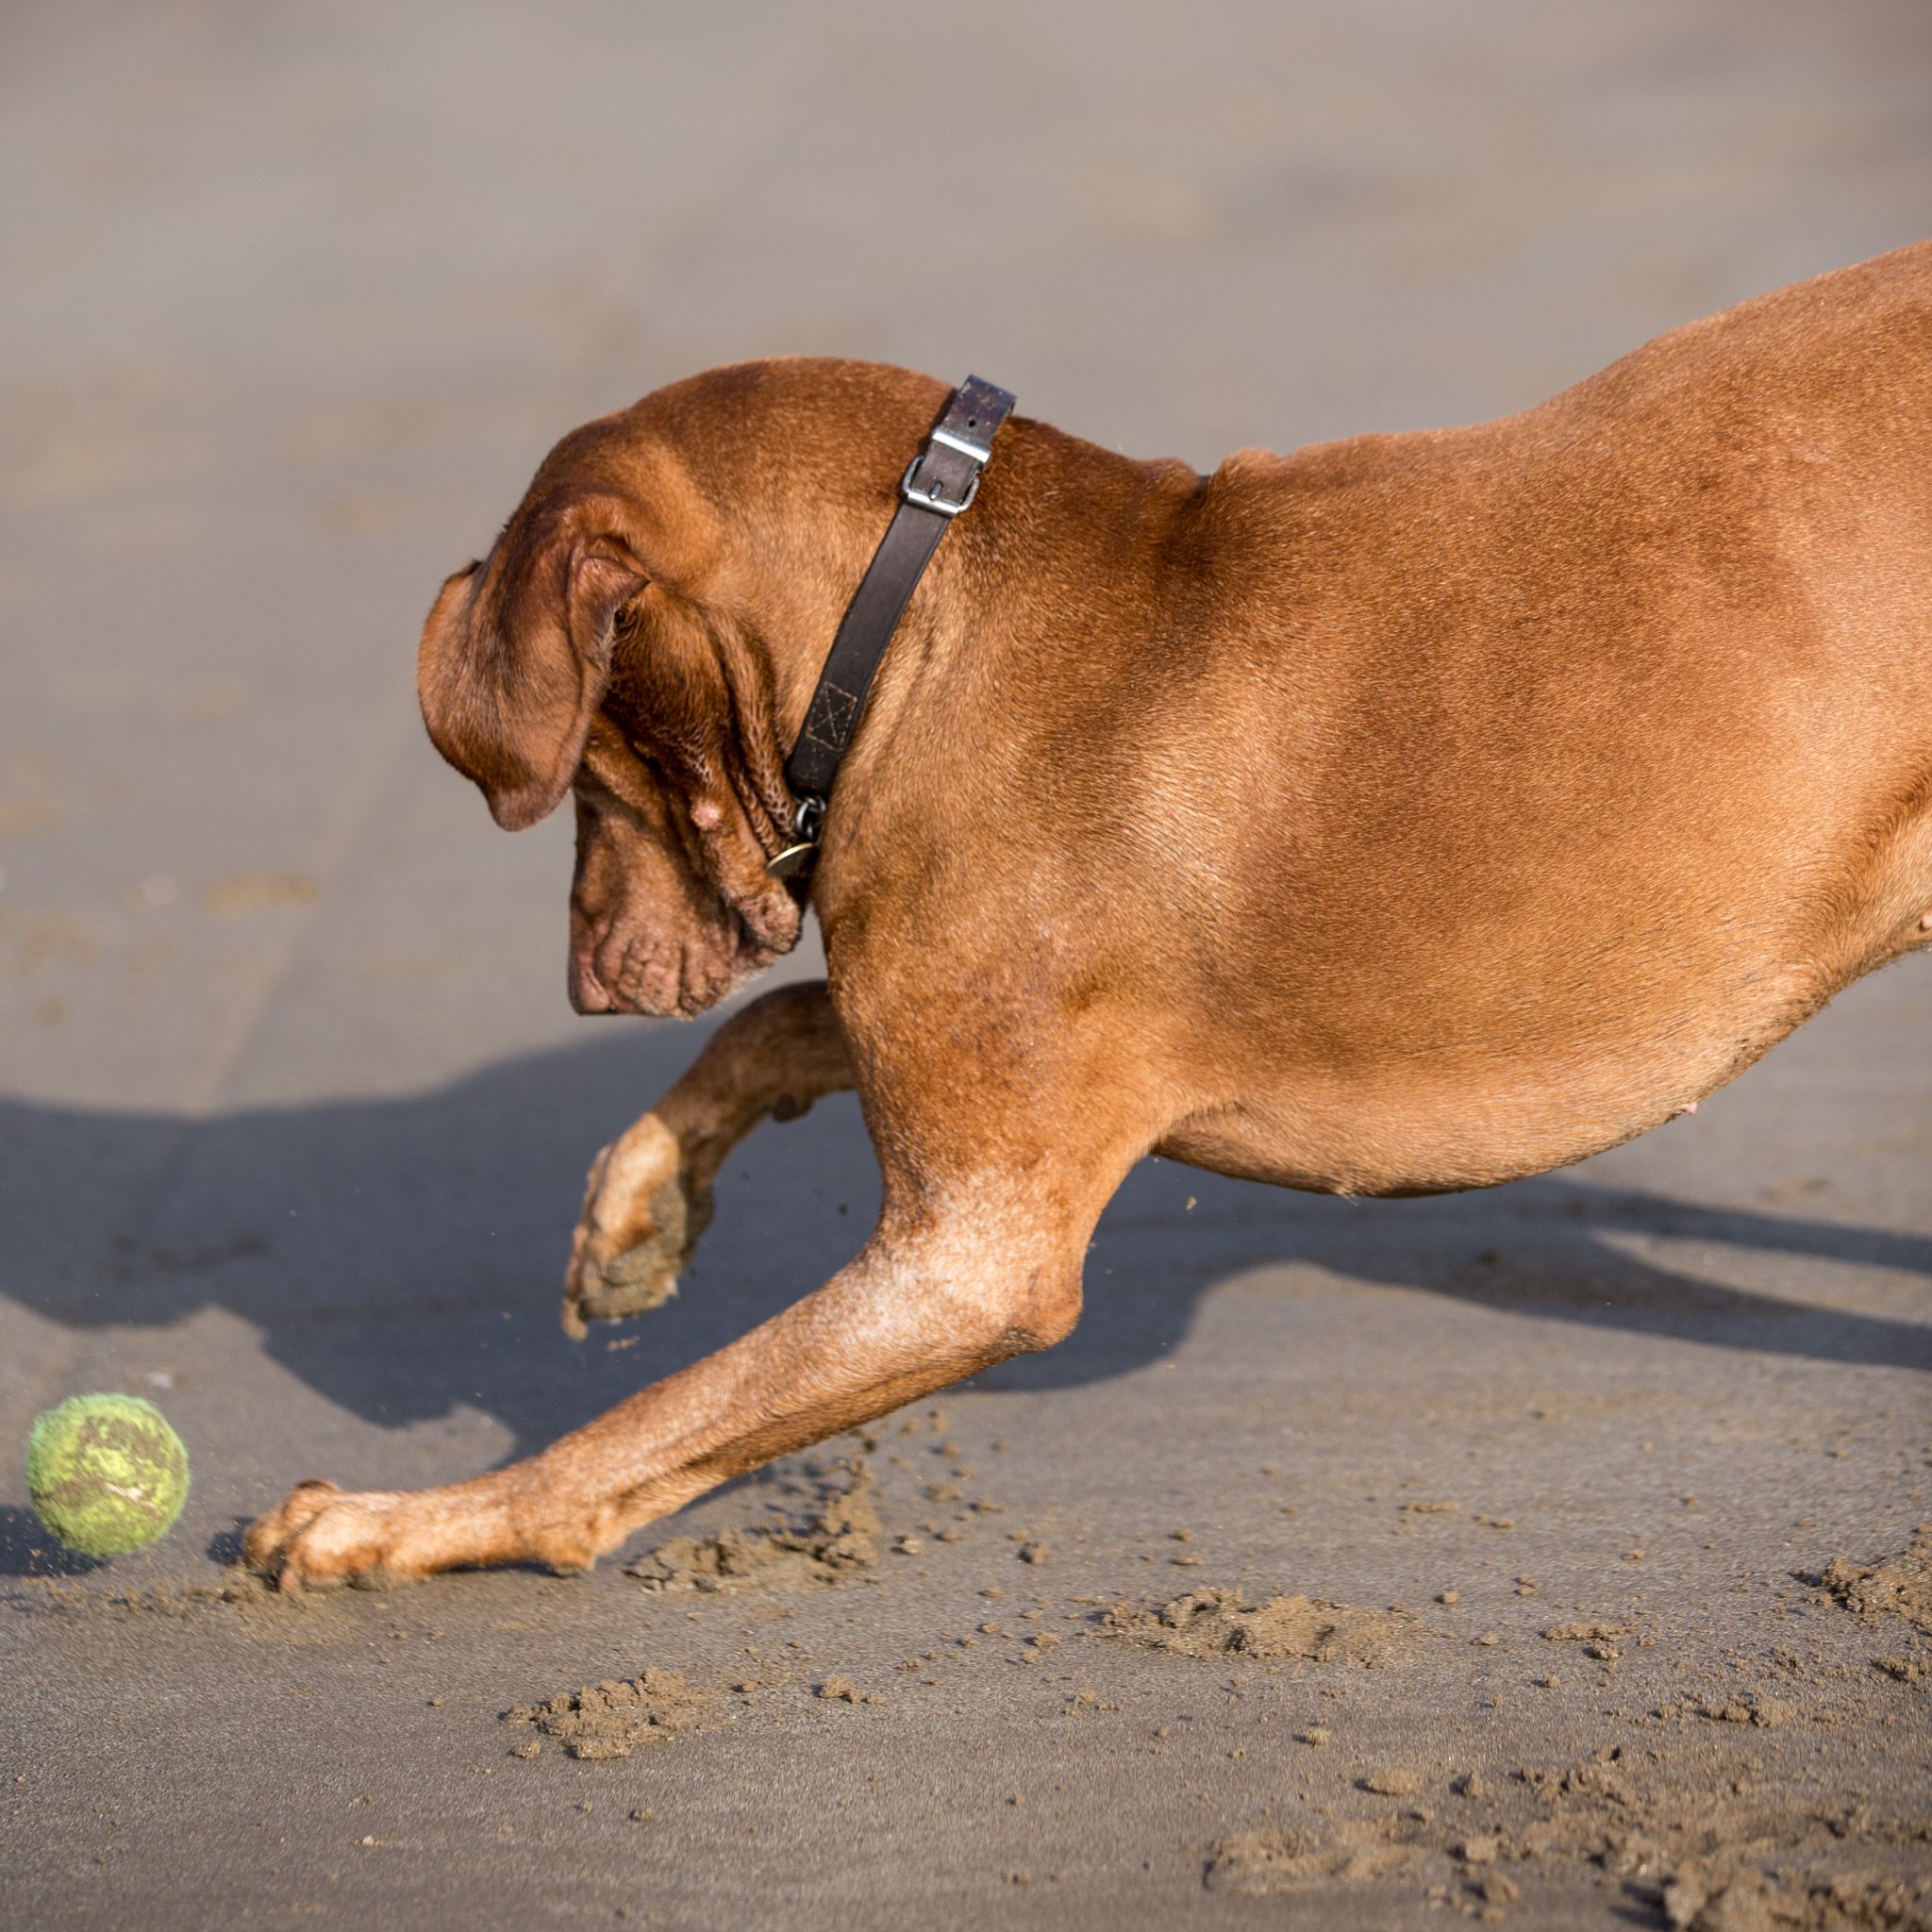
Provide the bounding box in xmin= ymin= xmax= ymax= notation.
xmin=562 ymin=1115 xmax=714 ymax=1337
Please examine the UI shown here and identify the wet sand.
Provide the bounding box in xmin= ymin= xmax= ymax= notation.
xmin=2 ymin=3 xmax=1929 ymax=1924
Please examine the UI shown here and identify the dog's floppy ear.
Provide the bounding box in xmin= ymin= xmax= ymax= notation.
xmin=417 ymin=494 xmax=650 ymax=831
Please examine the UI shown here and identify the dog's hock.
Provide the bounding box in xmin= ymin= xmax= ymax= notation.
xmin=1000 ymin=1266 xmax=1084 ymax=1356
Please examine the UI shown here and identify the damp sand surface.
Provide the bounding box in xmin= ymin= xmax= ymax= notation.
xmin=3 ymin=8 xmax=1931 ymax=1923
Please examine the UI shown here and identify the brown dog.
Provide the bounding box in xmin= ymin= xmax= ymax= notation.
xmin=245 ymin=243 xmax=1932 ymax=1589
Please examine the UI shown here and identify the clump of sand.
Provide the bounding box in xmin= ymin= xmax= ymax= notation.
xmin=1100 ymin=1587 xmax=1416 ymax=1663
xmin=506 ymin=1667 xmax=713 ymax=1760
xmin=625 ymin=1457 xmax=880 ymax=1595
xmin=1660 ymin=1863 xmax=1932 ymax=1931
xmin=1809 ymin=1529 xmax=1932 ymax=1637
xmin=1208 ymin=1744 xmax=1932 ymax=1924
xmin=1205 ymin=1820 xmax=1422 ymax=1893
xmin=1524 ymin=1750 xmax=1932 ymax=1926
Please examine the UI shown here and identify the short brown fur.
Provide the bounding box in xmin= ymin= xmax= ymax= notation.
xmin=247 ymin=245 xmax=1932 ymax=1588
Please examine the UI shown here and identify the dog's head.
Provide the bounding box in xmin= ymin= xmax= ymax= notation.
xmin=417 ymin=390 xmax=809 ymax=1019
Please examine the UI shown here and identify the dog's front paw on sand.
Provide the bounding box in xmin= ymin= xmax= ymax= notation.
xmin=562 ymin=1117 xmax=715 ymax=1338
xmin=243 ymin=1480 xmax=426 ymax=1591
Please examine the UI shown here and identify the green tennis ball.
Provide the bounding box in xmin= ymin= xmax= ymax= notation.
xmin=25 ymin=1394 xmax=190 ymax=1557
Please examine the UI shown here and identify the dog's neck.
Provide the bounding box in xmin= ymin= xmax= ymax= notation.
xmin=596 ymin=364 xmax=1196 ymax=891
xmin=761 ymin=378 xmax=1016 ymax=874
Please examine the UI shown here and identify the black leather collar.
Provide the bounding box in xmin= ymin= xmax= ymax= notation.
xmin=768 ymin=375 xmax=1016 ymax=878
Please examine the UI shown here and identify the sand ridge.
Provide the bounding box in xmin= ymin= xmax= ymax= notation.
xmin=1098 ymin=1586 xmax=1420 ymax=1664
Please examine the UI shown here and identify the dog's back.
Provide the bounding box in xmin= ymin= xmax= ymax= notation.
xmin=931 ymin=244 xmax=1932 ymax=1195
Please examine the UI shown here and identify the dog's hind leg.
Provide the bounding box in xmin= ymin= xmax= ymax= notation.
xmin=562 ymin=980 xmax=852 ymax=1336
xmin=244 ymin=1128 xmax=1140 ymax=1591
xmin=244 ymin=963 xmax=1166 ymax=1591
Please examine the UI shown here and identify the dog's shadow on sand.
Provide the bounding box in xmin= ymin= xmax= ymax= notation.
xmin=2 ymin=1005 xmax=1927 ymax=1491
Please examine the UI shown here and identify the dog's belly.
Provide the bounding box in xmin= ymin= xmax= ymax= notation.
xmin=1155 ymin=1087 xmax=1689 ymax=1199
xmin=1154 ymin=905 xmax=1932 ymax=1199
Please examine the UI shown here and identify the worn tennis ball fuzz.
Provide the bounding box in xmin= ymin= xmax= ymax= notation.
xmin=25 ymin=1394 xmax=190 ymax=1557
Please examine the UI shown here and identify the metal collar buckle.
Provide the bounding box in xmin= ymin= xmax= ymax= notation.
xmin=900 ymin=450 xmax=981 ymax=517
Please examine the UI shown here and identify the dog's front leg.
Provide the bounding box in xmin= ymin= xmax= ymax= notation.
xmin=243 ymin=1174 xmax=1097 ymax=1591
xmin=563 ymin=981 xmax=852 ymax=1336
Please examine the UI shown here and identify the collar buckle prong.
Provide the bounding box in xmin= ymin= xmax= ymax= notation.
xmin=900 ymin=451 xmax=980 ymax=517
